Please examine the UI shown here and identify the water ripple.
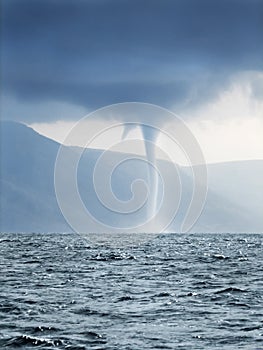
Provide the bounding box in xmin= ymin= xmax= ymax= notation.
xmin=0 ymin=233 xmax=262 ymax=349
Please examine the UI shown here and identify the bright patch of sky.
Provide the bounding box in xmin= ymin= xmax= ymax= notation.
xmin=30 ymin=72 xmax=263 ymax=165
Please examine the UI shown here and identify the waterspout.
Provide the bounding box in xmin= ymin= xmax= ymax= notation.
xmin=122 ymin=124 xmax=159 ymax=221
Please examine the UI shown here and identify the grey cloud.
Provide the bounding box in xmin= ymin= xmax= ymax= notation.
xmin=1 ymin=0 xmax=262 ymax=121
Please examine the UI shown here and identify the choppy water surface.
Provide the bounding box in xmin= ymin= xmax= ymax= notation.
xmin=0 ymin=233 xmax=262 ymax=349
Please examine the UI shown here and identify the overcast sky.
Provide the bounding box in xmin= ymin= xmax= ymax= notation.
xmin=1 ymin=0 xmax=263 ymax=163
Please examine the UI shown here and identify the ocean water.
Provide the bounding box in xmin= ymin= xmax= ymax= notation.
xmin=0 ymin=233 xmax=262 ymax=350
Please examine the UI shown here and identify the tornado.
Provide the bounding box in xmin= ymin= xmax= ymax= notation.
xmin=140 ymin=125 xmax=159 ymax=220
xmin=122 ymin=124 xmax=159 ymax=222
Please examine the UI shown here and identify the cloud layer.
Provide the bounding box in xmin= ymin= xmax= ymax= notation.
xmin=1 ymin=0 xmax=263 ymax=121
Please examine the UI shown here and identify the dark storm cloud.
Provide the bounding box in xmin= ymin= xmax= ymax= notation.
xmin=1 ymin=0 xmax=263 ymax=121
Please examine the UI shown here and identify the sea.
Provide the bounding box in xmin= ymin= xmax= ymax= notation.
xmin=0 ymin=233 xmax=262 ymax=350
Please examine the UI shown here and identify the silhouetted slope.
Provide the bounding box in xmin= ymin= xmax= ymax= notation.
xmin=0 ymin=121 xmax=262 ymax=233
xmin=1 ymin=122 xmax=69 ymax=232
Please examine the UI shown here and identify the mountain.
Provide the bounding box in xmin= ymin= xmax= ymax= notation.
xmin=205 ymin=160 xmax=263 ymax=221
xmin=0 ymin=121 xmax=262 ymax=233
xmin=0 ymin=121 xmax=69 ymax=232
